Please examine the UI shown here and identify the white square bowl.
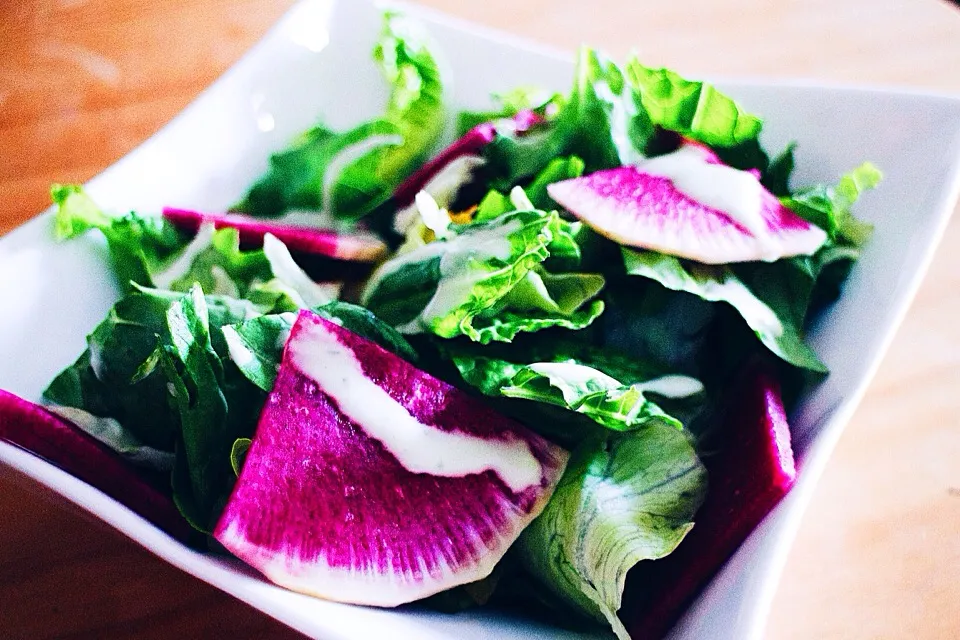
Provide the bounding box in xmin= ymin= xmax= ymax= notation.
xmin=1 ymin=1 xmax=959 ymax=638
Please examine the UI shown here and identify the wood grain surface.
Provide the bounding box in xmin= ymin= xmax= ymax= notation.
xmin=2 ymin=1 xmax=959 ymax=638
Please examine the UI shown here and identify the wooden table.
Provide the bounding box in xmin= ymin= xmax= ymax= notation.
xmin=2 ymin=1 xmax=959 ymax=638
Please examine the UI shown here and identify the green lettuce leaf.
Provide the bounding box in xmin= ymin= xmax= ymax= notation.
xmin=468 ymin=269 xmax=605 ymax=343
xmin=785 ymin=162 xmax=881 ymax=247
xmin=230 ymin=437 xmax=252 ymax=476
xmin=502 ymin=362 xmax=682 ymax=431
xmin=43 ymin=286 xmax=266 ymax=532
xmin=364 ymin=209 xmax=553 ymax=339
xmin=624 ymin=57 xmax=762 ymax=147
xmin=455 ymin=86 xmax=558 ymax=136
xmin=447 ymin=340 xmax=701 ymax=434
xmin=482 ymin=47 xmax=655 ymax=187
xmin=517 ymin=427 xmax=707 ymax=639
xmin=623 ymin=249 xmax=827 ymax=372
xmin=158 ymin=287 xmax=232 ymax=529
xmin=45 ymin=405 xmax=175 ymax=471
xmin=364 ymin=208 xmax=604 ymax=343
xmin=225 ymin=301 xmax=418 ymax=392
xmin=52 ymin=185 xmax=337 ymax=309
xmin=556 ymin=48 xmax=654 ymax=172
xmin=526 ymin=156 xmax=585 ymax=211
xmin=52 ymin=184 xmax=184 ymax=292
xmin=236 ymin=12 xmax=444 ymax=219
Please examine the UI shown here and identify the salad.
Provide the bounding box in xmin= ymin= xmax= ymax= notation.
xmin=0 ymin=11 xmax=882 ymax=640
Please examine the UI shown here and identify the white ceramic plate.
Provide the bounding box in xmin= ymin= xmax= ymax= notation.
xmin=1 ymin=1 xmax=959 ymax=638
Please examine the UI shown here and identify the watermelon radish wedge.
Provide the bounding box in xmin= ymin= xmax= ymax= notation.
xmin=162 ymin=208 xmax=388 ymax=262
xmin=214 ymin=310 xmax=569 ymax=607
xmin=547 ymin=142 xmax=827 ymax=263
xmin=393 ymin=109 xmax=545 ymax=208
xmin=0 ymin=390 xmax=194 ymax=543
xmin=622 ymin=364 xmax=797 ymax=639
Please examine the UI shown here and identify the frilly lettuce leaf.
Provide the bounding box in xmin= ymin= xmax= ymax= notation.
xmin=468 ymin=269 xmax=605 ymax=343
xmin=482 ymin=47 xmax=655 ymax=186
xmin=236 ymin=11 xmax=444 ymax=219
xmin=475 ymin=184 xmax=585 ymax=268
xmin=502 ymin=362 xmax=683 ymax=431
xmin=785 ymin=162 xmax=881 ymax=247
xmin=52 ymin=185 xmax=337 ymax=311
xmin=556 ymin=48 xmax=654 ymax=171
xmin=517 ymin=428 xmax=707 ymax=639
xmin=450 ymin=352 xmax=698 ymax=433
xmin=363 ymin=207 xmax=604 ymax=343
xmin=52 ymin=184 xmax=184 ymax=292
xmin=624 ymin=57 xmax=762 ymax=147
xmin=623 ymin=249 xmax=827 ymax=373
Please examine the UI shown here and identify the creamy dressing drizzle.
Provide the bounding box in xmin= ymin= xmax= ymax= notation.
xmin=638 ymin=145 xmax=767 ymax=238
xmin=289 ymin=320 xmax=542 ymax=493
xmin=637 ymin=375 xmax=704 ymax=398
xmin=410 ymin=219 xmax=520 ymax=331
xmin=363 ymin=219 xmax=520 ymax=333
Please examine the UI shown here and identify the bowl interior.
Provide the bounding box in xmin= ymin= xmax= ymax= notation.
xmin=1 ymin=1 xmax=959 ymax=639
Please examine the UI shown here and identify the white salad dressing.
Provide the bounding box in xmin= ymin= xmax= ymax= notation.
xmin=406 ymin=219 xmax=521 ymax=332
xmin=362 ymin=218 xmax=521 ymax=333
xmin=637 ymin=375 xmax=705 ymax=398
xmin=289 ymin=320 xmax=543 ymax=493
xmin=638 ymin=145 xmax=767 ymax=238
xmin=223 ymin=326 xmax=256 ymax=369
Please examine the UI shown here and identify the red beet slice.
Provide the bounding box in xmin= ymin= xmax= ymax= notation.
xmin=0 ymin=390 xmax=193 ymax=543
xmin=162 ymin=208 xmax=388 ymax=262
xmin=393 ymin=109 xmax=545 ymax=208
xmin=214 ymin=310 xmax=569 ymax=606
xmin=547 ymin=142 xmax=826 ymax=263
xmin=623 ymin=365 xmax=797 ymax=639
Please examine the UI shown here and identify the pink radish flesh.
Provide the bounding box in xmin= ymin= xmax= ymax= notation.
xmin=0 ymin=390 xmax=193 ymax=543
xmin=547 ymin=143 xmax=826 ymax=264
xmin=214 ymin=310 xmax=568 ymax=607
xmin=622 ymin=365 xmax=796 ymax=639
xmin=393 ymin=109 xmax=546 ymax=208
xmin=162 ymin=208 xmax=387 ymax=262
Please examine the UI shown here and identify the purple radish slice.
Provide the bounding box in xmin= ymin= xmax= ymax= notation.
xmin=0 ymin=390 xmax=193 ymax=543
xmin=623 ymin=364 xmax=797 ymax=639
xmin=162 ymin=208 xmax=387 ymax=262
xmin=547 ymin=141 xmax=826 ymax=264
xmin=214 ymin=310 xmax=569 ymax=607
xmin=393 ymin=109 xmax=546 ymax=208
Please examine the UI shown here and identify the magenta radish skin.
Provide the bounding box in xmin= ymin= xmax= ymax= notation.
xmin=623 ymin=365 xmax=796 ymax=639
xmin=547 ymin=143 xmax=826 ymax=264
xmin=214 ymin=310 xmax=568 ymax=607
xmin=162 ymin=208 xmax=387 ymax=262
xmin=393 ymin=109 xmax=546 ymax=208
xmin=0 ymin=390 xmax=193 ymax=543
